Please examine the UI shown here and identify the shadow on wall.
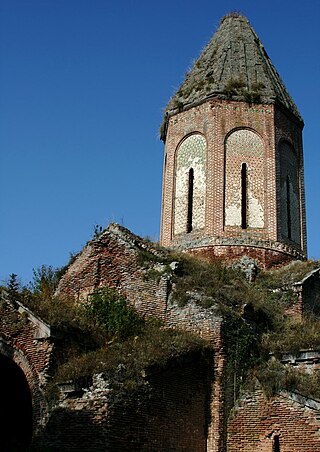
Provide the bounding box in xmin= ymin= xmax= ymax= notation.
xmin=0 ymin=354 xmax=33 ymax=451
xmin=38 ymin=349 xmax=214 ymax=452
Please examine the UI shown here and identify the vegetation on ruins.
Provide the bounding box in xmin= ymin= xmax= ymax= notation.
xmin=16 ymin=268 xmax=207 ymax=403
xmin=5 ymin=249 xmax=320 ymax=406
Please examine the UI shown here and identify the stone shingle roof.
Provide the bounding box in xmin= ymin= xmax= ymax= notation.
xmin=161 ymin=14 xmax=302 ymax=139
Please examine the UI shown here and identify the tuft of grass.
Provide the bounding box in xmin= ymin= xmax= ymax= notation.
xmin=251 ymin=359 xmax=320 ymax=400
xmin=54 ymin=320 xmax=209 ymax=403
xmin=261 ymin=314 xmax=320 ymax=356
xmin=256 ymin=260 xmax=319 ymax=290
xmin=223 ymin=77 xmax=246 ymax=98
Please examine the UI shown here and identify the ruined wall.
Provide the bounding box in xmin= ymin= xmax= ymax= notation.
xmin=57 ymin=224 xmax=169 ymax=318
xmin=56 ymin=224 xmax=226 ymax=452
xmin=43 ymin=350 xmax=212 ymax=451
xmin=293 ymin=267 xmax=320 ymax=317
xmin=55 ymin=225 xmax=320 ymax=450
xmin=228 ymin=389 xmax=320 ymax=451
xmin=0 ymin=294 xmax=54 ymax=446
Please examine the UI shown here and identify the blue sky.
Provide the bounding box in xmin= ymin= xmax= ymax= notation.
xmin=1 ymin=0 xmax=319 ymax=285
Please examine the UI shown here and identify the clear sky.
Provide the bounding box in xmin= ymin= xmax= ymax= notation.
xmin=1 ymin=0 xmax=319 ymax=286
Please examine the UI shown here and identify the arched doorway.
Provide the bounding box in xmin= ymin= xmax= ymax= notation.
xmin=0 ymin=354 xmax=33 ymax=450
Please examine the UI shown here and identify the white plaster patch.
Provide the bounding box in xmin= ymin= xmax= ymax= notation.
xmin=248 ymin=194 xmax=264 ymax=228
xmin=225 ymin=203 xmax=241 ymax=226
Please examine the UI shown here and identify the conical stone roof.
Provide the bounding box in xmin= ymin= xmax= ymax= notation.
xmin=161 ymin=14 xmax=302 ymax=138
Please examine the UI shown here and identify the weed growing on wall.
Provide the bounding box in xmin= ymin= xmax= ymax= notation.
xmin=85 ymin=288 xmax=144 ymax=340
xmin=53 ymin=318 xmax=208 ymax=404
xmin=252 ymin=359 xmax=320 ymax=399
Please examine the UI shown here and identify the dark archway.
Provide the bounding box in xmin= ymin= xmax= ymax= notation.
xmin=0 ymin=354 xmax=33 ymax=450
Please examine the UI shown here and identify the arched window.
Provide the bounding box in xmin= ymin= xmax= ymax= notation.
xmin=174 ymin=134 xmax=206 ymax=235
xmin=225 ymin=129 xmax=264 ymax=228
xmin=279 ymin=141 xmax=300 ymax=244
xmin=187 ymin=168 xmax=194 ymax=233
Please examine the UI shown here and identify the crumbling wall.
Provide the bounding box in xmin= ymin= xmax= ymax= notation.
xmin=56 ymin=224 xmax=226 ymax=451
xmin=0 ymin=293 xmax=54 ymax=445
xmin=42 ymin=350 xmax=213 ymax=452
xmin=293 ymin=267 xmax=320 ymax=317
xmin=57 ymin=224 xmax=169 ymax=319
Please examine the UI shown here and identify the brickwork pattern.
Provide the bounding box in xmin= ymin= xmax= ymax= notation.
xmin=56 ymin=224 xmax=226 ymax=452
xmin=225 ymin=129 xmax=264 ymax=228
xmin=275 ymin=108 xmax=307 ymax=254
xmin=174 ymin=133 xmax=206 ymax=235
xmin=0 ymin=296 xmax=54 ymax=445
xmin=160 ymin=98 xmax=306 ymax=267
xmin=43 ymin=351 xmax=212 ymax=452
xmin=55 ymin=225 xmax=318 ymax=450
xmin=279 ymin=141 xmax=301 ymax=244
xmin=228 ymin=389 xmax=320 ymax=451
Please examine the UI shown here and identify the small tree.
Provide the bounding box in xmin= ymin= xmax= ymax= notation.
xmin=6 ymin=273 xmax=20 ymax=302
xmin=30 ymin=265 xmax=60 ymax=301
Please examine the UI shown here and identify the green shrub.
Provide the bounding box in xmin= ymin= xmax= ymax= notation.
xmin=85 ymin=288 xmax=144 ymax=340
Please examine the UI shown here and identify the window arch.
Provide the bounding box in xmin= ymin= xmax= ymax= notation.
xmin=279 ymin=141 xmax=300 ymax=244
xmin=174 ymin=134 xmax=206 ymax=235
xmin=225 ymin=129 xmax=265 ymax=228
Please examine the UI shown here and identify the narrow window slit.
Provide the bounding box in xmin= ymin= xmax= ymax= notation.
xmin=187 ymin=168 xmax=194 ymax=233
xmin=241 ymin=163 xmax=247 ymax=229
xmin=273 ymin=434 xmax=280 ymax=452
xmin=286 ymin=175 xmax=292 ymax=239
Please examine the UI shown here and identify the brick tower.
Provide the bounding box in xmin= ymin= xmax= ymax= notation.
xmin=160 ymin=14 xmax=307 ymax=268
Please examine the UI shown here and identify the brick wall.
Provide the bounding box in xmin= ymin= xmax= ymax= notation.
xmin=228 ymin=389 xmax=320 ymax=451
xmin=293 ymin=267 xmax=320 ymax=317
xmin=275 ymin=107 xmax=307 ymax=255
xmin=56 ymin=223 xmax=227 ymax=451
xmin=160 ymin=98 xmax=307 ymax=267
xmin=0 ymin=294 xmax=54 ymax=446
xmin=225 ymin=129 xmax=265 ymax=228
xmin=42 ymin=350 xmax=214 ymax=452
